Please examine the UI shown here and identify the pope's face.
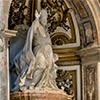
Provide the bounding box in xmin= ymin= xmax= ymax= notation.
xmin=40 ymin=16 xmax=47 ymax=26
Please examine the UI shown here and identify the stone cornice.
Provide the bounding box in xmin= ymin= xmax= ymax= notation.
xmin=78 ymin=46 xmax=100 ymax=65
xmin=56 ymin=60 xmax=80 ymax=66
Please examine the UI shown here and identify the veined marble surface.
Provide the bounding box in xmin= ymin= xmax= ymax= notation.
xmin=0 ymin=0 xmax=8 ymax=100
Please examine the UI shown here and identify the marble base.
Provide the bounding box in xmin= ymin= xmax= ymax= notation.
xmin=10 ymin=91 xmax=72 ymax=100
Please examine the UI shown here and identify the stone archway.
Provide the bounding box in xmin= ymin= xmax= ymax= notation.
xmin=86 ymin=0 xmax=100 ymax=45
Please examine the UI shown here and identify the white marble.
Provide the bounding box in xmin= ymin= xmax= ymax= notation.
xmin=10 ymin=9 xmax=59 ymax=92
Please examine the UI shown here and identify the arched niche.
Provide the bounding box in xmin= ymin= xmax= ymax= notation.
xmin=8 ymin=1 xmax=80 ymax=100
xmin=7 ymin=0 xmax=99 ymax=100
xmin=7 ymin=0 xmax=99 ymax=48
xmin=8 ymin=0 xmax=80 ymax=65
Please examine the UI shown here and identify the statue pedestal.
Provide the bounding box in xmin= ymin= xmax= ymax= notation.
xmin=10 ymin=91 xmax=72 ymax=100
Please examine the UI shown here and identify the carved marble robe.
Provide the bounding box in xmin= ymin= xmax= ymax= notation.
xmin=11 ymin=13 xmax=58 ymax=92
xmin=26 ymin=23 xmax=58 ymax=90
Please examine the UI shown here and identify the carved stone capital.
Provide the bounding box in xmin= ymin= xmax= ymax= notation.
xmin=78 ymin=46 xmax=100 ymax=65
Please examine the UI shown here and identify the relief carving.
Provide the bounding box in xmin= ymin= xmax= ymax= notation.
xmin=84 ymin=65 xmax=97 ymax=100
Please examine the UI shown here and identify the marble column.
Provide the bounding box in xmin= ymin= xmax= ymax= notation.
xmin=78 ymin=46 xmax=100 ymax=100
xmin=0 ymin=28 xmax=16 ymax=100
xmin=0 ymin=0 xmax=7 ymax=100
xmin=0 ymin=1 xmax=16 ymax=99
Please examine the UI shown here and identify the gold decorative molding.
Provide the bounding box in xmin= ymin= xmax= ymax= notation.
xmin=53 ymin=47 xmax=80 ymax=53
xmin=42 ymin=0 xmax=80 ymax=49
xmin=56 ymin=61 xmax=80 ymax=66
xmin=53 ymin=47 xmax=80 ymax=66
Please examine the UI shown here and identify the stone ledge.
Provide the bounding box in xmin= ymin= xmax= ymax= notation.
xmin=10 ymin=91 xmax=72 ymax=100
xmin=78 ymin=46 xmax=100 ymax=57
xmin=77 ymin=46 xmax=100 ymax=64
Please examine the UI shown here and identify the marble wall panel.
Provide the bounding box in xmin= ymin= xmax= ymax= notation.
xmin=84 ymin=64 xmax=98 ymax=100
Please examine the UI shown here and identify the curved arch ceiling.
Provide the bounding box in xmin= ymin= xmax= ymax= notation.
xmin=8 ymin=0 xmax=98 ymax=48
xmin=8 ymin=0 xmax=80 ymax=49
